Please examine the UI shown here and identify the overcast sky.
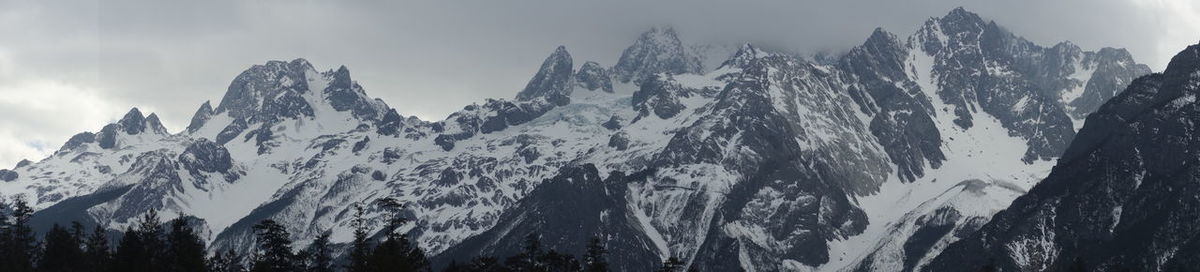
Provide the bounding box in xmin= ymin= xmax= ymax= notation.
xmin=0 ymin=0 xmax=1197 ymax=167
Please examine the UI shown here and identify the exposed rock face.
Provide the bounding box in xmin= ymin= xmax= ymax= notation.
xmin=376 ymin=109 xmax=424 ymax=138
xmin=214 ymin=59 xmax=317 ymax=123
xmin=911 ymin=8 xmax=1150 ymax=162
xmin=93 ymin=151 xmax=186 ymax=225
xmin=433 ymin=99 xmax=556 ymax=151
xmin=91 ymin=108 xmax=171 ymax=150
xmin=144 ymin=113 xmax=170 ymax=135
xmin=14 ymin=159 xmax=32 ymax=169
xmin=1065 ymin=47 xmax=1152 ymax=118
xmin=718 ymin=44 xmax=767 ymax=71
xmin=178 ymin=139 xmax=235 ymax=179
xmin=632 ymin=74 xmax=688 ymax=119
xmin=59 ymin=132 xmax=97 ymax=152
xmin=614 ymin=27 xmax=703 ymax=83
xmin=575 ymin=61 xmax=613 ymax=93
xmin=926 ymin=43 xmax=1200 ymax=272
xmin=187 ymin=101 xmax=214 ymax=133
xmin=428 ymin=47 xmax=587 ymax=151
xmin=325 ymin=66 xmax=390 ymax=121
xmin=601 ymin=116 xmax=622 ymax=130
xmin=659 ymin=53 xmax=889 ymax=270
xmin=0 ymin=169 xmax=17 ymax=182
xmin=838 ymin=28 xmax=944 ymax=182
xmin=515 ymin=46 xmax=574 ymax=106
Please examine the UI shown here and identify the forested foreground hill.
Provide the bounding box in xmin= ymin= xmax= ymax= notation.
xmin=0 ymin=197 xmax=694 ymax=272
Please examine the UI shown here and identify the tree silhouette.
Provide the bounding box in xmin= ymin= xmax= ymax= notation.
xmin=304 ymin=233 xmax=334 ymax=272
xmin=582 ymin=237 xmax=609 ymax=272
xmin=348 ymin=204 xmax=371 ymax=272
xmin=367 ymin=197 xmax=429 ymax=272
xmin=207 ymin=249 xmax=247 ymax=272
xmin=491 ymin=233 xmax=587 ymax=272
xmin=82 ymin=225 xmax=112 ymax=271
xmin=113 ymin=209 xmax=166 ymax=271
xmin=249 ymin=219 xmax=298 ymax=272
xmin=2 ymin=198 xmax=38 ymax=272
xmin=656 ymin=257 xmax=686 ymax=272
xmin=37 ymin=224 xmax=84 ymax=272
xmin=165 ymin=215 xmax=207 ymax=272
xmin=505 ymin=233 xmax=545 ymax=271
xmin=539 ymin=249 xmax=582 ymax=272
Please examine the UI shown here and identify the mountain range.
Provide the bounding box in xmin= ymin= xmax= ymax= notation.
xmin=0 ymin=7 xmax=1167 ymax=271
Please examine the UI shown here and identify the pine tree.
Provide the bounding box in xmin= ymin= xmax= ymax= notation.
xmin=979 ymin=258 xmax=997 ymax=272
xmin=348 ymin=205 xmax=371 ymax=272
xmin=293 ymin=248 xmax=312 ymax=272
xmin=114 ymin=209 xmax=165 ymax=271
xmin=37 ymin=224 xmax=85 ymax=272
xmin=305 ymin=233 xmax=334 ymax=272
xmin=2 ymin=197 xmax=39 ymax=272
xmin=208 ymin=249 xmax=247 ymax=272
xmin=367 ymin=233 xmax=429 ymax=272
xmin=137 ymin=209 xmax=166 ymax=268
xmin=367 ymin=197 xmax=430 ymax=272
xmin=70 ymin=222 xmax=86 ymax=248
xmin=505 ymin=233 xmax=545 ymax=271
xmin=0 ymin=200 xmax=10 ymax=270
xmin=82 ymin=225 xmax=112 ymax=272
xmin=249 ymin=219 xmax=298 ymax=272
xmin=442 ymin=260 xmax=468 ymax=272
xmin=656 ymin=257 xmax=685 ymax=272
xmin=112 ymin=226 xmax=147 ymax=272
xmin=165 ymin=215 xmax=207 ymax=272
xmin=539 ymin=250 xmax=581 ymax=272
xmin=207 ymin=252 xmax=230 ymax=272
xmin=582 ymin=237 xmax=609 ymax=272
xmin=465 ymin=256 xmax=504 ymax=272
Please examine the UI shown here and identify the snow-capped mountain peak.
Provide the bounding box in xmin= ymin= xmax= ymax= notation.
xmin=515 ymin=45 xmax=574 ymax=105
xmin=614 ymin=27 xmax=703 ymax=83
xmin=716 ymin=43 xmax=770 ymax=72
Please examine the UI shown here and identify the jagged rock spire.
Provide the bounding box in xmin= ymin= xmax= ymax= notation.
xmin=112 ymin=108 xmax=168 ymax=135
xmin=187 ymin=101 xmax=214 ymax=133
xmin=117 ymin=108 xmax=147 ymax=134
xmin=719 ymin=43 xmax=768 ymax=70
xmin=144 ymin=113 xmax=169 ymax=135
xmin=324 ymin=65 xmax=391 ymax=121
xmin=934 ymin=6 xmax=987 ymax=37
xmin=515 ymin=46 xmax=574 ymax=106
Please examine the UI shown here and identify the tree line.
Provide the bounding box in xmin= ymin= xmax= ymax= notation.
xmin=442 ymin=233 xmax=692 ymax=272
xmin=0 ymin=197 xmax=694 ymax=272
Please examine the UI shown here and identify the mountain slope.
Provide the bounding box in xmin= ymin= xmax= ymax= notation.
xmin=926 ymin=43 xmax=1200 ymax=272
xmin=433 ymin=164 xmax=661 ymax=270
